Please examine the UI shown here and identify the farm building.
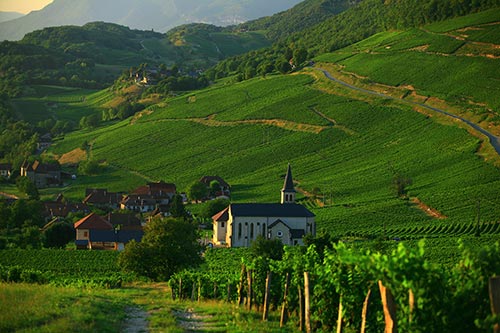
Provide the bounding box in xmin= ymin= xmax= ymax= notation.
xmin=213 ymin=165 xmax=315 ymax=247
xmin=20 ymin=160 xmax=61 ymax=188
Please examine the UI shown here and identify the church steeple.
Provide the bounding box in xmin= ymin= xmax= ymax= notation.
xmin=281 ymin=164 xmax=296 ymax=204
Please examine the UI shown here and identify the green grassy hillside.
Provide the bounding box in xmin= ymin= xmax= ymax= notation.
xmin=315 ymin=8 xmax=500 ymax=130
xmin=50 ymin=71 xmax=500 ymax=241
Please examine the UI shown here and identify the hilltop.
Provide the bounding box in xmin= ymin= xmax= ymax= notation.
xmin=0 ymin=21 xmax=271 ymax=97
xmin=0 ymin=0 xmax=303 ymax=41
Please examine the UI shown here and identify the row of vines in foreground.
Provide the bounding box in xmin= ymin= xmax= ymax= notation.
xmin=170 ymin=241 xmax=500 ymax=333
xmin=0 ymin=249 xmax=130 ymax=288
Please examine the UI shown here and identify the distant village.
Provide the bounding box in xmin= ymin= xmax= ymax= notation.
xmin=1 ymin=160 xmax=316 ymax=251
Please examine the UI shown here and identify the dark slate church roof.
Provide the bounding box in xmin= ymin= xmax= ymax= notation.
xmin=230 ymin=203 xmax=315 ymax=218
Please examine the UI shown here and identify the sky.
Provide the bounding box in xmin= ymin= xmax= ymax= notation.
xmin=0 ymin=0 xmax=53 ymax=14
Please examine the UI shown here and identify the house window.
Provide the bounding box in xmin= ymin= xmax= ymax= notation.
xmin=277 ymin=231 xmax=283 ymax=238
xmin=238 ymin=223 xmax=242 ymax=239
xmin=262 ymin=224 xmax=266 ymax=236
xmin=221 ymin=222 xmax=225 ymax=228
xmin=83 ymin=231 xmax=88 ymax=238
xmin=250 ymin=223 xmax=254 ymax=239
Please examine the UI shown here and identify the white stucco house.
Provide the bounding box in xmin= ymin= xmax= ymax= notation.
xmin=212 ymin=165 xmax=315 ymax=247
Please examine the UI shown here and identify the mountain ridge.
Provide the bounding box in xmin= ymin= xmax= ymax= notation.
xmin=0 ymin=0 xmax=303 ymax=41
xmin=0 ymin=11 xmax=24 ymax=23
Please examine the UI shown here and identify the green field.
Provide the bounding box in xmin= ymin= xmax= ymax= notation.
xmin=10 ymin=87 xmax=111 ymax=124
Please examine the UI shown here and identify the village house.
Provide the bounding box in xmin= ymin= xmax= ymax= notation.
xmin=74 ymin=212 xmax=143 ymax=250
xmin=37 ymin=133 xmax=52 ymax=151
xmin=83 ymin=188 xmax=123 ymax=210
xmin=43 ymin=194 xmax=91 ymax=221
xmin=120 ymin=181 xmax=176 ymax=213
xmin=199 ymin=175 xmax=231 ymax=198
xmin=212 ymin=165 xmax=315 ymax=247
xmin=0 ymin=163 xmax=12 ymax=179
xmin=20 ymin=160 xmax=61 ymax=188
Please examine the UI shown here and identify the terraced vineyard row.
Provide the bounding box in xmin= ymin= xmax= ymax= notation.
xmin=345 ymin=221 xmax=500 ymax=240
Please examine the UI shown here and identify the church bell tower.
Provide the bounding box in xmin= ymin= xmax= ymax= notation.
xmin=281 ymin=164 xmax=296 ymax=204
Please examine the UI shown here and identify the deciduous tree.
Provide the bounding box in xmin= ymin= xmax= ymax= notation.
xmin=118 ymin=217 xmax=202 ymax=280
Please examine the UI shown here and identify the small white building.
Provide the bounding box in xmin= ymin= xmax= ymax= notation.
xmin=213 ymin=165 xmax=315 ymax=247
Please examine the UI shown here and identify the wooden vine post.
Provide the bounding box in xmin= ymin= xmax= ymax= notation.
xmin=197 ymin=279 xmax=202 ymax=302
xmin=378 ymin=280 xmax=398 ymax=333
xmin=409 ymin=288 xmax=415 ymax=323
xmin=360 ymin=289 xmax=372 ymax=333
xmin=191 ymin=281 xmax=196 ymax=301
xmin=489 ymin=276 xmax=500 ymax=333
xmin=237 ymin=264 xmax=246 ymax=306
xmin=227 ymin=281 xmax=232 ymax=303
xmin=280 ymin=272 xmax=290 ymax=327
xmin=263 ymin=271 xmax=272 ymax=321
xmin=298 ymin=284 xmax=304 ymax=331
xmin=304 ymin=271 xmax=312 ymax=333
xmin=178 ymin=277 xmax=183 ymax=300
xmin=247 ymin=269 xmax=253 ymax=311
xmin=337 ymin=295 xmax=343 ymax=333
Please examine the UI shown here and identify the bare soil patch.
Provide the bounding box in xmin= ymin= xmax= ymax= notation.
xmin=58 ymin=148 xmax=87 ymax=165
xmin=172 ymin=307 xmax=220 ymax=332
xmin=412 ymin=197 xmax=447 ymax=219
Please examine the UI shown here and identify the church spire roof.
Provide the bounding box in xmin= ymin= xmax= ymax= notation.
xmin=282 ymin=164 xmax=296 ymax=193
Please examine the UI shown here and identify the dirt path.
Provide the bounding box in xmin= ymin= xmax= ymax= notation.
xmin=172 ymin=307 xmax=219 ymax=332
xmin=144 ymin=116 xmax=329 ymax=134
xmin=123 ymin=306 xmax=149 ymax=333
xmin=412 ymin=197 xmax=447 ymax=219
xmin=315 ymin=67 xmax=500 ymax=156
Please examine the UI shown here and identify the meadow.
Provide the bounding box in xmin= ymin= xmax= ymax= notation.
xmin=10 ymin=86 xmax=111 ymax=124
xmin=0 ymin=280 xmax=298 ymax=333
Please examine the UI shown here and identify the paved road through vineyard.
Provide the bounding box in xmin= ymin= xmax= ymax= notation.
xmin=316 ymin=68 xmax=500 ymax=156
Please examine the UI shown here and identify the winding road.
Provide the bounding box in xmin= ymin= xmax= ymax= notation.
xmin=316 ymin=68 xmax=500 ymax=156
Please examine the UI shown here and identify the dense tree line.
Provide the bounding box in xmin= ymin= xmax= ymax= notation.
xmin=208 ymin=0 xmax=500 ymax=81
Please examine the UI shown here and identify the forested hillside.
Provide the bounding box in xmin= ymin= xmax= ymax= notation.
xmin=0 ymin=22 xmax=270 ymax=98
xmin=210 ymin=0 xmax=500 ymax=80
xmin=240 ymin=0 xmax=362 ymax=41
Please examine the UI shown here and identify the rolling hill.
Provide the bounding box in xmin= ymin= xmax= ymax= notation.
xmin=0 ymin=0 xmax=498 ymax=258
xmin=46 ymin=8 xmax=500 ymax=243
xmin=0 ymin=0 xmax=303 ymax=41
xmin=0 ymin=21 xmax=271 ymax=97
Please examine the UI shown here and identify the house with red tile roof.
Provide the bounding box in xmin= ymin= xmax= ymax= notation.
xmin=83 ymin=188 xmax=123 ymax=210
xmin=121 ymin=181 xmax=176 ymax=213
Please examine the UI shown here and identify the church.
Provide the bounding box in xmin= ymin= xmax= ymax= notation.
xmin=212 ymin=165 xmax=316 ymax=247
